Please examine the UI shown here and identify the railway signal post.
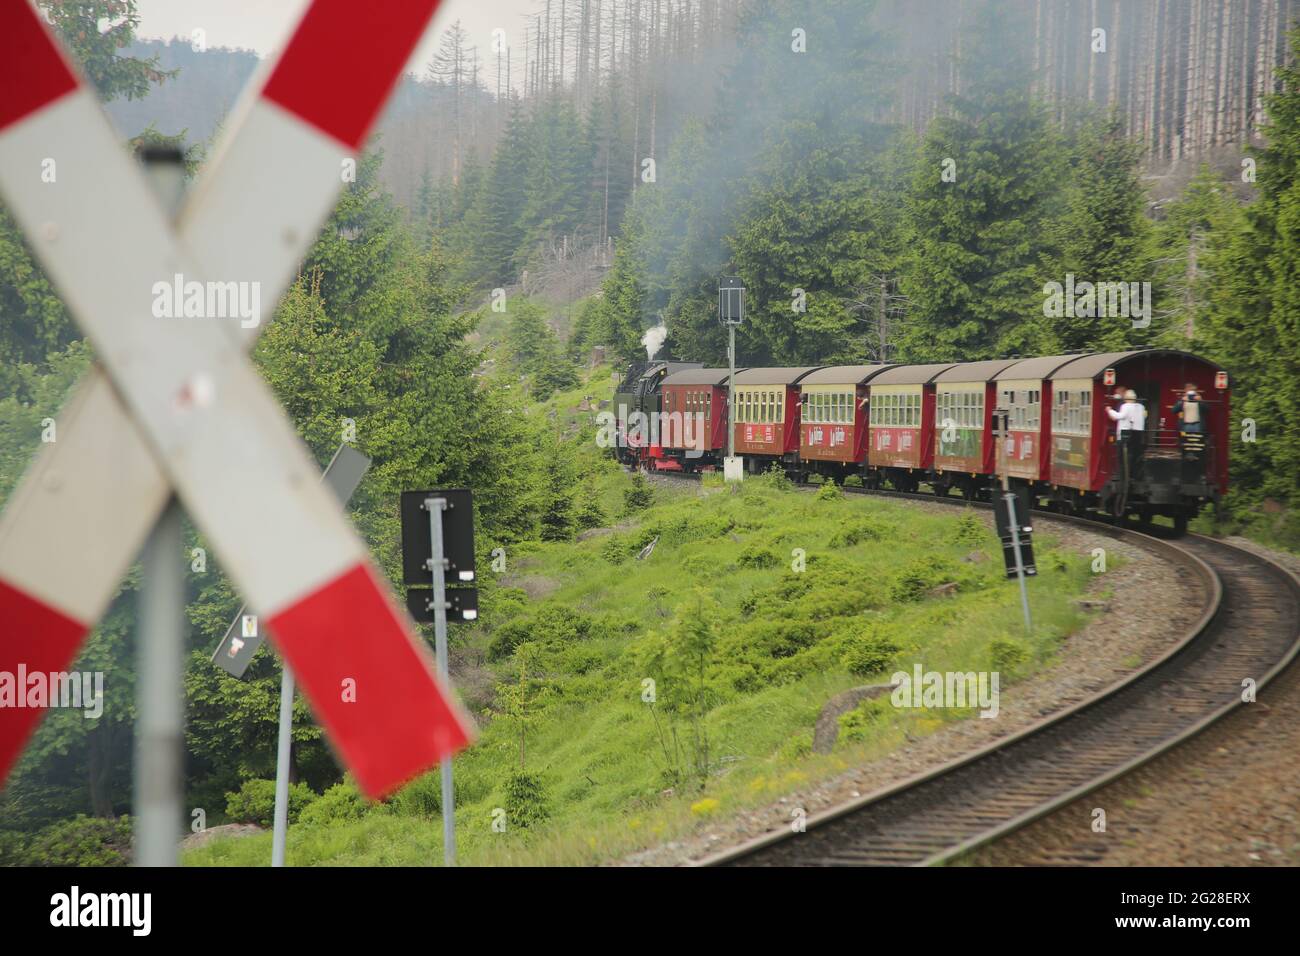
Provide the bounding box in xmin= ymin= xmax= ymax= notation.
xmin=400 ymin=489 xmax=478 ymax=866
xmin=719 ymin=276 xmax=745 ymax=482
xmin=994 ymin=408 xmax=1035 ymax=634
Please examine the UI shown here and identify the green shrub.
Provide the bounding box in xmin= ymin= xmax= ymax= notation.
xmin=841 ymin=627 xmax=901 ymax=677
xmin=682 ymin=552 xmax=714 ymax=575
xmin=954 ymin=511 xmax=987 ymax=546
xmin=838 ymin=697 xmax=893 ymax=745
xmin=390 ymin=771 xmax=480 ymax=817
xmin=0 ymin=830 xmax=27 ymax=866
xmin=828 ymin=521 xmax=889 ymax=548
xmin=779 ymin=731 xmax=814 ymax=760
xmin=224 ymin=778 xmax=317 ymax=827
xmin=741 ymin=618 xmax=825 ymax=659
xmin=816 ymin=481 xmax=843 ymax=501
xmin=989 ymin=637 xmax=1030 ymax=674
xmin=623 ymin=472 xmax=653 ymax=513
xmin=889 ymin=555 xmax=956 ymax=602
xmin=736 ymin=545 xmax=779 ymax=569
xmin=502 ymin=771 xmax=551 ymax=830
xmin=751 ymin=466 xmax=793 ymax=490
xmin=489 ymin=603 xmax=596 ymax=661
xmin=298 ymin=781 xmax=367 ymax=828
xmin=574 ymin=486 xmax=608 ymax=530
xmin=600 ymin=534 xmax=630 ymax=564
xmin=17 ymin=815 xmax=132 ymax=866
xmin=1045 ymin=551 xmax=1070 ymax=573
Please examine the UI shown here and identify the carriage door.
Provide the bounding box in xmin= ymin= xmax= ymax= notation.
xmin=1135 ymin=378 xmax=1160 ymax=445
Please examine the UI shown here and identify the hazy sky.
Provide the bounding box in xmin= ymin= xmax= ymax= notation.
xmin=134 ymin=0 xmax=541 ymax=80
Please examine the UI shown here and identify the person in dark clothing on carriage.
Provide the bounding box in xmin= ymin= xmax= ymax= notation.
xmin=1172 ymin=382 xmax=1207 ymax=454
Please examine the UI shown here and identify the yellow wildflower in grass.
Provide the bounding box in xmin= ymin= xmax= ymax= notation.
xmin=690 ymin=797 xmax=721 ymax=817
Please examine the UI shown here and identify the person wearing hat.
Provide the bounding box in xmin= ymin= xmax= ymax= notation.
xmin=1172 ymin=382 xmax=1204 ymax=434
xmin=1107 ymin=388 xmax=1147 ymax=479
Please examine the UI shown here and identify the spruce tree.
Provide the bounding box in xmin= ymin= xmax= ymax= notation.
xmin=1196 ymin=26 xmax=1300 ymax=517
xmin=898 ymin=0 xmax=1058 ymax=361
xmin=1044 ymin=113 xmax=1154 ymax=353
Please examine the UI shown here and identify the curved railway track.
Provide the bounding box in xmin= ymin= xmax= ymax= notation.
xmin=649 ymin=472 xmax=1300 ymax=866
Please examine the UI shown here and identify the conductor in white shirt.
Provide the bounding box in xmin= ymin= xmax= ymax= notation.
xmin=1107 ymin=388 xmax=1147 ymax=479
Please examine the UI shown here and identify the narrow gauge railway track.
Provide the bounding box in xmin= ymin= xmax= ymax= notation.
xmin=651 ymin=471 xmax=1300 ymax=865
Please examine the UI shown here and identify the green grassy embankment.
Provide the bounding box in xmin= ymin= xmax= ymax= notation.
xmin=187 ymin=455 xmax=1100 ymax=866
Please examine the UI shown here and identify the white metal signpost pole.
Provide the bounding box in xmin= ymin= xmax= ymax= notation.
xmin=134 ymin=149 xmax=188 ymax=867
xmin=271 ymin=665 xmax=294 ymax=868
xmin=426 ymin=497 xmax=456 ymax=866
xmin=209 ymin=443 xmax=371 ymax=867
xmin=0 ymin=0 xmax=473 ymax=816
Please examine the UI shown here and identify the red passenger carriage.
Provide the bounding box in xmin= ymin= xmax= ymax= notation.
xmin=731 ymin=367 xmax=824 ymax=473
xmin=797 ymin=365 xmax=893 ymax=482
xmin=865 ymin=363 xmax=955 ymax=491
xmin=659 ymin=367 xmax=746 ymax=471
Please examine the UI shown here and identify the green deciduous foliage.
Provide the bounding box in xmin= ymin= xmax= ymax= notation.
xmin=639 ymin=591 xmax=721 ymax=787
xmin=224 ymin=778 xmax=317 ymax=827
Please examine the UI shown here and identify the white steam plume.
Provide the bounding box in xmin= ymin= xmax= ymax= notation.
xmin=642 ymin=321 xmax=668 ymax=360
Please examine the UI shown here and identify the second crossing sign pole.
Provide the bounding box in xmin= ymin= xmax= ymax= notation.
xmin=210 ymin=443 xmax=372 ymax=867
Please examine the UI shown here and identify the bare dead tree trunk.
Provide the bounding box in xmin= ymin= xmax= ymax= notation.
xmin=1145 ymin=0 xmax=1160 ymax=153
xmin=631 ymin=0 xmax=641 ymax=191
xmin=649 ymin=0 xmax=659 ymax=166
xmin=1183 ymin=0 xmax=1200 ymax=160
xmin=1216 ymin=0 xmax=1232 ymax=146
xmin=1088 ymin=0 xmax=1098 ymax=102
